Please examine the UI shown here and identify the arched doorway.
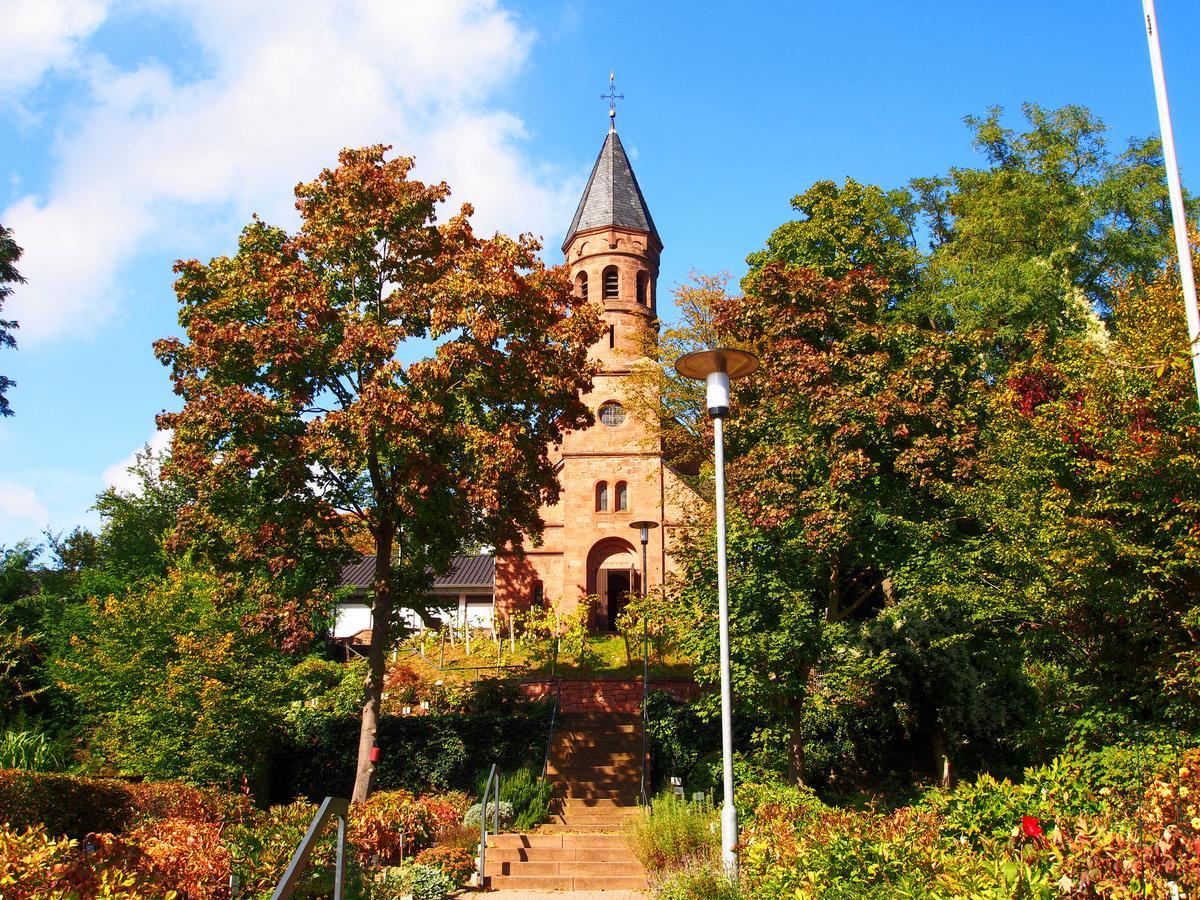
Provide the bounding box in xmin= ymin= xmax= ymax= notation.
xmin=586 ymin=537 xmax=639 ymax=632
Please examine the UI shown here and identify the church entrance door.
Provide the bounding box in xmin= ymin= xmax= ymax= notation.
xmin=586 ymin=538 xmax=637 ymax=633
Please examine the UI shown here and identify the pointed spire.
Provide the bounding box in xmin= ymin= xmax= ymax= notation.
xmin=562 ymin=129 xmax=661 ymax=253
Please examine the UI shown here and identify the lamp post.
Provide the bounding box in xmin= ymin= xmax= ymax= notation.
xmin=629 ymin=519 xmax=659 ymax=806
xmin=674 ymin=347 xmax=759 ymax=876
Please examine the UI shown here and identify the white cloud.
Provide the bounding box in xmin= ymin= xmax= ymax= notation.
xmin=0 ymin=481 xmax=49 ymax=525
xmin=3 ymin=0 xmax=580 ymax=342
xmin=0 ymin=0 xmax=109 ymax=96
xmin=102 ymin=427 xmax=172 ymax=494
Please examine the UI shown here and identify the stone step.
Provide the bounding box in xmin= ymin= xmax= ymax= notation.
xmin=546 ymin=764 xmax=642 ymax=777
xmin=486 ymin=892 xmax=646 ymax=900
xmin=551 ymin=817 xmax=633 ymax=828
xmin=487 ymin=847 xmax=638 ymax=863
xmin=485 ymin=874 xmax=648 ymax=891
xmin=495 ymin=861 xmax=645 ymax=876
xmin=554 ymin=799 xmax=642 ymax=812
xmin=552 ymin=812 xmax=640 ymax=825
xmin=536 ymin=823 xmax=631 ymax=833
xmin=489 ymin=833 xmax=628 ymax=849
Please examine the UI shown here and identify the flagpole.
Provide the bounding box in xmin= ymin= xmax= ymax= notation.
xmin=1143 ymin=0 xmax=1200 ymax=406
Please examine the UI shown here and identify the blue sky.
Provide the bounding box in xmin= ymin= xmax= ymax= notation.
xmin=1 ymin=0 xmax=1198 ymax=547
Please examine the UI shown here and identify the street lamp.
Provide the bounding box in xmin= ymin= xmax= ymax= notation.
xmin=629 ymin=519 xmax=659 ymax=806
xmin=674 ymin=347 xmax=759 ymax=876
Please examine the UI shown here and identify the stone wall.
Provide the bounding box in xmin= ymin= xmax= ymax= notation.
xmin=518 ymin=677 xmax=698 ymax=714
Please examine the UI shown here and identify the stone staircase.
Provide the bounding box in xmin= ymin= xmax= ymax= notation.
xmin=483 ymin=712 xmax=647 ymax=894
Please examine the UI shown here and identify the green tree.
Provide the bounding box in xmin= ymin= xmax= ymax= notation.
xmin=0 ymin=224 xmax=25 ymax=417
xmin=155 ymin=146 xmax=602 ymax=802
xmin=908 ymin=104 xmax=1175 ymax=364
xmin=55 ymin=565 xmax=290 ymax=788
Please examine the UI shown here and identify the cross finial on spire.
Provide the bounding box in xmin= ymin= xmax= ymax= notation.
xmin=602 ymin=71 xmax=624 ymax=132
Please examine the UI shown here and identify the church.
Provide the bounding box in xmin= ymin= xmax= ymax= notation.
xmin=335 ymin=116 xmax=695 ymax=639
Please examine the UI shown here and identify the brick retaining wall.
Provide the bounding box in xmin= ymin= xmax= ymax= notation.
xmin=518 ymin=678 xmax=698 ymax=714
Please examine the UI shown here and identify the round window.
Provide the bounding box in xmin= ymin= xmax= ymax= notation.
xmin=598 ymin=401 xmax=626 ymax=427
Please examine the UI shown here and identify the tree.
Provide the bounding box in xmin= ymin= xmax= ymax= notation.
xmin=907 ymin=104 xmax=1175 ymax=366
xmin=155 ymin=146 xmax=602 ymax=802
xmin=0 ymin=224 xmax=25 ymax=417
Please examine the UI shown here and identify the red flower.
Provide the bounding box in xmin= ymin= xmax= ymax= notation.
xmin=1021 ymin=815 xmax=1043 ymax=837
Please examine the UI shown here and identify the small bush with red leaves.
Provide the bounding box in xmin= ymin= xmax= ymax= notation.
xmin=127 ymin=780 xmax=252 ymax=828
xmin=127 ymin=817 xmax=231 ymax=900
xmin=0 ymin=823 xmax=166 ymax=899
xmin=413 ymin=845 xmax=474 ymax=886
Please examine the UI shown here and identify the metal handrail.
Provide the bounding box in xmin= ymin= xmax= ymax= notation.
xmin=477 ymin=764 xmax=501 ymax=892
xmin=271 ymin=796 xmax=349 ymax=900
xmin=541 ymin=680 xmax=562 ymax=779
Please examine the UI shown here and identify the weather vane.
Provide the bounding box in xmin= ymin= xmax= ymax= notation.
xmin=602 ymin=72 xmax=624 ymax=130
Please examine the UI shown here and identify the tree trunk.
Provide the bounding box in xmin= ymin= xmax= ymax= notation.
xmin=932 ymin=726 xmax=954 ymax=789
xmin=787 ymin=687 xmax=808 ymax=786
xmin=351 ymin=526 xmax=393 ymax=804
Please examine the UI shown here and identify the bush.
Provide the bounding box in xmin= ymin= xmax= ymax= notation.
xmin=626 ymin=792 xmax=717 ymax=872
xmin=350 ymin=789 xmax=465 ymax=863
xmin=276 ymin=699 xmax=551 ymax=801
xmin=0 ymin=769 xmax=134 ymax=838
xmin=225 ymin=799 xmax=323 ymax=896
xmin=0 ymin=824 xmax=162 ymax=899
xmin=645 ymin=692 xmax=718 ymax=792
xmin=408 ymin=861 xmax=455 ymax=900
xmin=126 ymin=780 xmax=252 ymax=827
xmin=127 ymin=817 xmax=231 ymax=899
xmin=463 ymin=800 xmax=513 ymax=830
xmin=413 ymin=845 xmax=474 ymax=886
xmin=479 ymin=767 xmax=551 ymax=831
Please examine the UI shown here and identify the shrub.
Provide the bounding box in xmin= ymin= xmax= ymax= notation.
xmin=437 ymin=823 xmax=481 ymax=852
xmin=413 ymin=845 xmax=474 ymax=886
xmin=483 ymin=767 xmax=551 ymax=831
xmin=0 ymin=769 xmax=134 ymax=838
xmin=126 ymin=780 xmax=252 ymax=827
xmin=225 ymin=799 xmax=323 ymax=896
xmin=645 ymin=692 xmax=718 ymax=792
xmin=0 ymin=824 xmax=161 ymax=899
xmin=277 ymin=701 xmax=551 ymax=800
xmin=626 ymin=792 xmax=717 ymax=872
xmin=463 ymin=800 xmax=513 ymax=830
xmin=408 ymin=861 xmax=455 ymax=900
xmin=128 ymin=817 xmax=231 ymax=899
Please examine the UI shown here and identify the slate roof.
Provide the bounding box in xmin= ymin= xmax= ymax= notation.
xmin=339 ymin=554 xmax=495 ymax=592
xmin=562 ymin=129 xmax=661 ymax=253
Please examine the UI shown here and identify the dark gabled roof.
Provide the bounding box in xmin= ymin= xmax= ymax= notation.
xmin=562 ymin=129 xmax=661 ymax=253
xmin=339 ymin=554 xmax=495 ymax=592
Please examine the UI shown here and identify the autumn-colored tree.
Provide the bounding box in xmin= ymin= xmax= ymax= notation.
xmin=0 ymin=224 xmax=25 ymax=417
xmin=155 ymin=146 xmax=601 ymax=802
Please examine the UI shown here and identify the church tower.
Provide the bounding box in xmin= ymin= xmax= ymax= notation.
xmin=494 ymin=113 xmax=680 ymax=632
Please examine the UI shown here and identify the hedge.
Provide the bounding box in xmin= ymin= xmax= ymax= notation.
xmin=275 ymin=701 xmax=552 ymax=803
xmin=0 ymin=769 xmax=135 ymax=838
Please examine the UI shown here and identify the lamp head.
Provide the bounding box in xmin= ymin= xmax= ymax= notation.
xmin=674 ymin=348 xmax=759 ymax=419
xmin=629 ymin=520 xmax=659 ymax=543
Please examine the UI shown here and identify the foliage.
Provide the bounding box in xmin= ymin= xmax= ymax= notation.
xmin=626 ymin=792 xmax=718 ymax=872
xmin=644 ymin=690 xmax=718 ymax=792
xmin=55 ymin=565 xmax=291 ymax=791
xmin=278 ymin=701 xmax=551 ymax=799
xmin=127 ymin=816 xmax=231 ymax=899
xmin=412 ymin=845 xmax=474 ymax=886
xmin=349 ymin=789 xmax=467 ymax=863
xmin=407 ymin=862 xmax=455 ymax=900
xmin=653 ymin=859 xmax=743 ymax=900
xmin=0 ymin=824 xmax=165 ymax=899
xmin=154 ymin=144 xmax=603 ymax=801
xmin=0 ymin=769 xmax=135 ymax=839
xmin=0 ymin=722 xmax=70 ymax=771
xmin=463 ymin=800 xmax=512 ymax=830
xmin=0 ymin=223 xmax=24 ymax=417
xmin=224 ymin=799 xmax=323 ymax=896
xmin=497 ymin=766 xmax=552 ymax=831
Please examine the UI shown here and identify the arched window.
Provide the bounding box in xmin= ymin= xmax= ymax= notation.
xmin=596 ymin=481 xmax=609 ymax=512
xmin=636 ymin=271 xmax=648 ymax=305
xmin=616 ymin=481 xmax=628 ymax=511
xmin=576 ymin=271 xmax=589 ymax=300
xmin=602 ymin=266 xmax=619 ymax=300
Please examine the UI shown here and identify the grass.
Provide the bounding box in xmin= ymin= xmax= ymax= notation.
xmin=397 ymin=632 xmax=692 ymax=680
xmin=625 ymin=791 xmax=719 ymax=872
